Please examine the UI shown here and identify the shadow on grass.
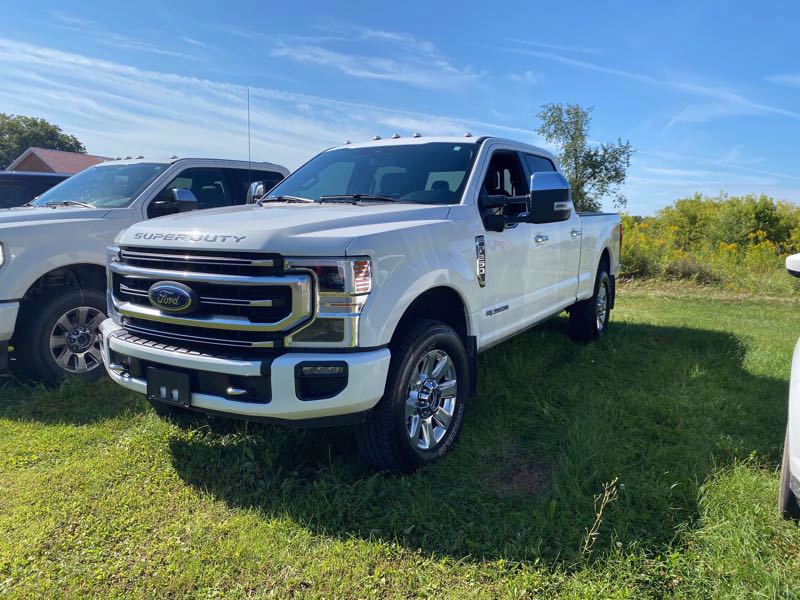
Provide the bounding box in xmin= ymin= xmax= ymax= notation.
xmin=167 ymin=318 xmax=788 ymax=565
xmin=0 ymin=376 xmax=147 ymax=425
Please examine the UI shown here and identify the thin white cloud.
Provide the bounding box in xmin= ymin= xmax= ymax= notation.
xmin=47 ymin=9 xmax=195 ymax=60
xmin=47 ymin=10 xmax=93 ymax=28
xmin=507 ymin=70 xmax=540 ymax=86
xmin=767 ymin=74 xmax=800 ymax=88
xmin=0 ymin=38 xmax=533 ymax=168
xmin=509 ymin=38 xmax=601 ymax=55
xmin=500 ymin=45 xmax=800 ymax=123
xmin=270 ymin=24 xmax=482 ymax=90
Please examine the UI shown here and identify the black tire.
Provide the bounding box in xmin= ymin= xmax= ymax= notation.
xmin=569 ymin=267 xmax=611 ymax=342
xmin=779 ymin=428 xmax=800 ymax=520
xmin=355 ymin=319 xmax=469 ymax=473
xmin=10 ymin=287 xmax=107 ymax=386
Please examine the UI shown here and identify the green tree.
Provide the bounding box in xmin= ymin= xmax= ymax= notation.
xmin=0 ymin=113 xmax=86 ymax=169
xmin=536 ymin=103 xmax=633 ymax=212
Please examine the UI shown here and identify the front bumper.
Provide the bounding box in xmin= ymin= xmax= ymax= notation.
xmin=0 ymin=301 xmax=19 ymax=373
xmin=99 ymin=319 xmax=391 ymax=423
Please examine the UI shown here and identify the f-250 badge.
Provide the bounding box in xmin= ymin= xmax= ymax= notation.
xmin=475 ymin=236 xmax=486 ymax=287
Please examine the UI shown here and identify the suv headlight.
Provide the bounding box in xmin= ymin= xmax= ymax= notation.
xmin=0 ymin=242 xmax=6 ymax=268
xmin=284 ymin=257 xmax=372 ymax=348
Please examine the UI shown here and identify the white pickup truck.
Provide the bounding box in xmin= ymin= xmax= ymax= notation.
xmin=100 ymin=136 xmax=621 ymax=471
xmin=0 ymin=157 xmax=288 ymax=384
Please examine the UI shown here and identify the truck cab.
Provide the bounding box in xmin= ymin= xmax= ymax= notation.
xmin=0 ymin=157 xmax=288 ymax=384
xmin=99 ymin=136 xmax=620 ymax=471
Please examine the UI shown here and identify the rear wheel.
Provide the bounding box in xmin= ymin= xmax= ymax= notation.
xmin=779 ymin=428 xmax=800 ymax=520
xmin=355 ymin=319 xmax=469 ymax=473
xmin=569 ymin=267 xmax=611 ymax=341
xmin=11 ymin=288 xmax=106 ymax=386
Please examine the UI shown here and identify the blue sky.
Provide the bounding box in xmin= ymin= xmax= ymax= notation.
xmin=1 ymin=0 xmax=799 ymax=214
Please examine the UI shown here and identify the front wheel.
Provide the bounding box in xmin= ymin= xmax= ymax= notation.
xmin=569 ymin=268 xmax=611 ymax=341
xmin=355 ymin=319 xmax=469 ymax=473
xmin=10 ymin=288 xmax=107 ymax=386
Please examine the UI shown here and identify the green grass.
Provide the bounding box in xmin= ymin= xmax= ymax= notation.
xmin=2 ymin=285 xmax=800 ymax=598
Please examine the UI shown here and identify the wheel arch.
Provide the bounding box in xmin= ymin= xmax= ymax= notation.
xmin=388 ymin=284 xmax=477 ymax=399
xmin=21 ymin=263 xmax=106 ymax=301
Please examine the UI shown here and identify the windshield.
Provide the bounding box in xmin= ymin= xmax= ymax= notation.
xmin=269 ymin=142 xmax=479 ymax=204
xmin=31 ymin=163 xmax=168 ymax=208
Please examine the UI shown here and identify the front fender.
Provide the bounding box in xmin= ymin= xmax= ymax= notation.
xmin=0 ymin=217 xmax=127 ymax=299
xmin=348 ymin=220 xmax=480 ymax=348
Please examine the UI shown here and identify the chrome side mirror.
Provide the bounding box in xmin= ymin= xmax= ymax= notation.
xmin=527 ymin=172 xmax=572 ymax=224
xmin=172 ymin=188 xmax=198 ymax=212
xmin=246 ymin=181 xmax=267 ymax=204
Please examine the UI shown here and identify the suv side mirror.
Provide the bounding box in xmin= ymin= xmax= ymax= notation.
xmin=527 ymin=172 xmax=572 ymax=224
xmin=788 ymin=254 xmax=800 ymax=278
xmin=246 ymin=181 xmax=267 ymax=204
xmin=149 ymin=188 xmax=198 ymax=217
xmin=172 ymin=188 xmax=198 ymax=212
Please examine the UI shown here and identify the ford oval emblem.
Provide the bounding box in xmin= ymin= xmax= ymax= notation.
xmin=147 ymin=281 xmax=197 ymax=314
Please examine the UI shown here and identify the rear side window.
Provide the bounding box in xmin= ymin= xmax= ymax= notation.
xmin=524 ymin=154 xmax=556 ymax=174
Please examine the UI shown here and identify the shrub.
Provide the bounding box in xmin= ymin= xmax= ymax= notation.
xmin=620 ymin=193 xmax=799 ymax=295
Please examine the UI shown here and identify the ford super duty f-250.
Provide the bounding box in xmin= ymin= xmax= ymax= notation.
xmin=0 ymin=157 xmax=288 ymax=384
xmin=100 ymin=136 xmax=621 ymax=471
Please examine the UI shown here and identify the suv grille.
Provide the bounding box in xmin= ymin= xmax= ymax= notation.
xmin=111 ymin=247 xmax=314 ymax=350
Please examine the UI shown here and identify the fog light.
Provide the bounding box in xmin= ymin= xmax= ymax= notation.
xmin=301 ymin=365 xmax=345 ymax=376
xmin=295 ymin=361 xmax=349 ymax=401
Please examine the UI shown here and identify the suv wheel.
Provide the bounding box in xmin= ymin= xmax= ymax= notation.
xmin=11 ymin=288 xmax=107 ymax=386
xmin=356 ymin=319 xmax=469 ymax=473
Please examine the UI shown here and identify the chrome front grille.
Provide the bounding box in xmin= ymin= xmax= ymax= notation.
xmin=110 ymin=247 xmax=314 ymax=350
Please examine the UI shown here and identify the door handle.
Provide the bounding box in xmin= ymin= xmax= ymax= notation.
xmin=534 ymin=234 xmax=549 ymax=244
xmin=570 ymin=229 xmax=582 ymax=238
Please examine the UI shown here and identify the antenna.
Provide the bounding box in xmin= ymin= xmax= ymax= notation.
xmin=247 ymin=86 xmax=252 ymax=188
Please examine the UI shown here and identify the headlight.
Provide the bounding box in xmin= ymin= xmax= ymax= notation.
xmin=0 ymin=242 xmax=5 ymax=268
xmin=284 ymin=257 xmax=372 ymax=348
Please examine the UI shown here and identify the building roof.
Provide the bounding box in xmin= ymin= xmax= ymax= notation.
xmin=6 ymin=147 xmax=111 ymax=174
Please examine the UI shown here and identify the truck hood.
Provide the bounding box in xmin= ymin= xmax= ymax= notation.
xmin=0 ymin=205 xmax=111 ymax=231
xmin=119 ymin=203 xmax=451 ymax=255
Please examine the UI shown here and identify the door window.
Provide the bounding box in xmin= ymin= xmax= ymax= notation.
xmin=479 ymin=151 xmax=529 ymax=224
xmin=148 ymin=168 xmax=231 ymax=217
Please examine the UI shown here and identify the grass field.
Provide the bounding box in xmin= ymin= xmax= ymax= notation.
xmin=2 ymin=285 xmax=800 ymax=598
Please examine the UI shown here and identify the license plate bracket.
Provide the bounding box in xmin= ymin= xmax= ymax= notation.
xmin=146 ymin=367 xmax=191 ymax=408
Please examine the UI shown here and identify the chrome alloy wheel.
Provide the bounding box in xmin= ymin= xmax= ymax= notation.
xmin=595 ymin=280 xmax=609 ymax=333
xmin=49 ymin=306 xmax=105 ymax=374
xmin=405 ymin=349 xmax=458 ymax=450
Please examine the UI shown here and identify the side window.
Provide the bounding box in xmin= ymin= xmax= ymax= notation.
xmin=226 ymin=169 xmax=285 ymax=204
xmin=481 ymin=151 xmax=529 ymax=197
xmin=524 ymin=154 xmax=556 ymax=174
xmin=149 ymin=168 xmax=231 ymax=217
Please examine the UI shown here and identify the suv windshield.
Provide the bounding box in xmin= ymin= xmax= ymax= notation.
xmin=31 ymin=163 xmax=168 ymax=208
xmin=269 ymin=142 xmax=479 ymax=204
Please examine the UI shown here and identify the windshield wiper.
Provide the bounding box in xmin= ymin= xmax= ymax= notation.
xmin=45 ymin=200 xmax=94 ymax=209
xmin=257 ymin=195 xmax=315 ymax=205
xmin=319 ymin=194 xmax=400 ymax=204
